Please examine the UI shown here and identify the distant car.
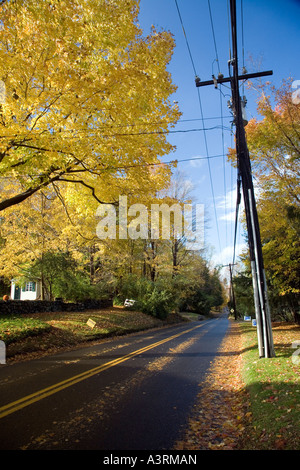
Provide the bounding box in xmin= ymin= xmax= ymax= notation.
xmin=124 ymin=299 xmax=135 ymax=307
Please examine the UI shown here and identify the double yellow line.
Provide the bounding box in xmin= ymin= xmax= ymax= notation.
xmin=0 ymin=324 xmax=203 ymax=419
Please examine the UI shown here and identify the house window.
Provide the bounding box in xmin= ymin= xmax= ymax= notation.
xmin=24 ymin=282 xmax=36 ymax=292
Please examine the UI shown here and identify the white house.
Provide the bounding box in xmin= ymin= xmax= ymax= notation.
xmin=10 ymin=280 xmax=42 ymax=301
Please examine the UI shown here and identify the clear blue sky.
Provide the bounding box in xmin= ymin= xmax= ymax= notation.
xmin=138 ymin=0 xmax=300 ymax=277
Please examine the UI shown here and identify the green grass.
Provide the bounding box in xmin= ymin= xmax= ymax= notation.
xmin=240 ymin=322 xmax=300 ymax=450
xmin=0 ymin=307 xmax=182 ymax=360
xmin=0 ymin=315 xmax=51 ymax=344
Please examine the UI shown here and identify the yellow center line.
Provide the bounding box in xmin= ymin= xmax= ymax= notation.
xmin=0 ymin=323 xmax=204 ymax=419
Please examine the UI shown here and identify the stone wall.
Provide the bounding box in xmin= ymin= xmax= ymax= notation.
xmin=0 ymin=298 xmax=113 ymax=315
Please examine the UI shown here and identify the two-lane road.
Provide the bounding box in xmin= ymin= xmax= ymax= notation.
xmin=0 ymin=315 xmax=228 ymax=450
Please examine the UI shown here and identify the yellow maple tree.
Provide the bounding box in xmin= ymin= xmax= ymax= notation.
xmin=0 ymin=0 xmax=180 ymax=212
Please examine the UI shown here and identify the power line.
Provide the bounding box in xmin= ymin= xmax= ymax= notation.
xmin=232 ymin=173 xmax=241 ymax=266
xmin=241 ymin=0 xmax=245 ymax=69
xmin=0 ymin=153 xmax=226 ymax=179
xmin=208 ymin=0 xmax=220 ymax=72
xmin=207 ymin=0 xmax=229 ymax=256
xmin=174 ymin=0 xmax=197 ymax=76
xmin=227 ymin=0 xmax=233 ymax=62
xmin=0 ymin=115 xmax=233 ymax=136
xmin=0 ymin=124 xmax=232 ymax=141
xmin=174 ymin=0 xmax=222 ymax=252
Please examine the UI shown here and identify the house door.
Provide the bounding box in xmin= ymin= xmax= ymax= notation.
xmin=14 ymin=285 xmax=21 ymax=300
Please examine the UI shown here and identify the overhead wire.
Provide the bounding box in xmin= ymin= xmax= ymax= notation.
xmin=174 ymin=0 xmax=222 ymax=253
xmin=231 ymin=0 xmax=247 ymax=271
xmin=0 ymin=153 xmax=227 ymax=179
xmin=241 ymin=0 xmax=246 ymax=96
xmin=207 ymin=0 xmax=220 ymax=72
xmin=232 ymin=173 xmax=241 ymax=267
xmin=227 ymin=0 xmax=233 ymax=64
xmin=241 ymin=0 xmax=245 ymax=68
xmin=207 ymin=0 xmax=228 ymax=260
xmin=208 ymin=0 xmax=245 ymax=278
xmin=0 ymin=122 xmax=232 ymax=140
xmin=174 ymin=0 xmax=198 ymax=75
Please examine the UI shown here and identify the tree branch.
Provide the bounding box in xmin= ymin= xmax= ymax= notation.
xmin=0 ymin=170 xmax=64 ymax=211
xmin=58 ymin=177 xmax=118 ymax=205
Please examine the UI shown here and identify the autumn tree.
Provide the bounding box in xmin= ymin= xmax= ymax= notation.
xmin=230 ymin=80 xmax=300 ymax=323
xmin=0 ymin=1 xmax=226 ymax=313
xmin=0 ymin=0 xmax=180 ymax=212
xmin=159 ymin=169 xmax=196 ymax=276
xmin=0 ymin=189 xmax=63 ymax=281
xmin=176 ymin=254 xmax=225 ymax=315
xmin=25 ymin=250 xmax=95 ymax=301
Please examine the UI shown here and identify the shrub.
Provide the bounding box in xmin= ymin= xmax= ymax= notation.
xmin=136 ymin=282 xmax=175 ymax=320
xmin=116 ymin=274 xmax=176 ymax=320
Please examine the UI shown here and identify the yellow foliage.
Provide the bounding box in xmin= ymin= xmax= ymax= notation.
xmin=0 ymin=0 xmax=180 ymax=212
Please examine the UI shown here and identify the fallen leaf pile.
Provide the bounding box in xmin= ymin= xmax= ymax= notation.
xmin=174 ymin=321 xmax=250 ymax=450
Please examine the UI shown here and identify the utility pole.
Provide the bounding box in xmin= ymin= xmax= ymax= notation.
xmin=222 ymin=263 xmax=237 ymax=320
xmin=229 ymin=263 xmax=237 ymax=321
xmin=196 ymin=0 xmax=275 ymax=357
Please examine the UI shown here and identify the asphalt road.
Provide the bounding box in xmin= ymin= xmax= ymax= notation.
xmin=0 ymin=315 xmax=229 ymax=450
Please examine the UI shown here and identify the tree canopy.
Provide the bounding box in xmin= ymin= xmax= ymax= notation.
xmin=0 ymin=1 xmax=225 ymax=317
xmin=0 ymin=0 xmax=180 ymax=211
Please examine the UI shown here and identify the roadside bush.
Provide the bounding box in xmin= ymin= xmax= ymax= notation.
xmin=116 ymin=274 xmax=177 ymax=320
xmin=135 ymin=280 xmax=176 ymax=320
xmin=115 ymin=274 xmax=144 ymax=303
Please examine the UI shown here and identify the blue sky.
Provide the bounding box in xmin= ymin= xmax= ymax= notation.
xmin=137 ymin=0 xmax=300 ymax=277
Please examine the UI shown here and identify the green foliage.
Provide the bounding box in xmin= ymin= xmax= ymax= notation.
xmin=232 ymin=271 xmax=255 ymax=319
xmin=116 ymin=265 xmax=225 ymax=320
xmin=179 ymin=266 xmax=224 ymax=315
xmin=135 ymin=278 xmax=176 ymax=320
xmin=116 ymin=274 xmax=176 ymax=320
xmin=24 ymin=251 xmax=99 ymax=302
xmin=232 ymin=268 xmax=298 ymax=323
xmin=116 ymin=273 xmax=144 ymax=303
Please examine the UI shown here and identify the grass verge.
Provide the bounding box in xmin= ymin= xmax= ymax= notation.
xmin=0 ymin=307 xmax=185 ymax=362
xmin=239 ymin=321 xmax=300 ymax=450
xmin=174 ymin=319 xmax=299 ymax=451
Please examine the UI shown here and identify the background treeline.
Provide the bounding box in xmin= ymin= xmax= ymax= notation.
xmin=228 ymin=80 xmax=300 ymax=325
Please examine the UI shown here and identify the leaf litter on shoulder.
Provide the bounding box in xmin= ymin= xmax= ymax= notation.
xmin=174 ymin=321 xmax=249 ymax=450
xmin=174 ymin=320 xmax=300 ymax=451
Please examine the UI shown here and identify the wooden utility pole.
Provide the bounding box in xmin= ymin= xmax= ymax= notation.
xmin=229 ymin=263 xmax=237 ymax=321
xmin=222 ymin=263 xmax=237 ymax=320
xmin=196 ymin=0 xmax=275 ymax=357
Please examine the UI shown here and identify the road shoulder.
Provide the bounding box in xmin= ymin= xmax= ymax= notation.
xmin=174 ymin=320 xmax=249 ymax=450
